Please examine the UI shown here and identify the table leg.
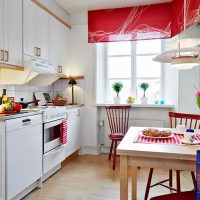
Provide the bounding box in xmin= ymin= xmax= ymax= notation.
xmin=120 ymin=155 xmax=128 ymax=200
xmin=132 ymin=167 xmax=137 ymax=200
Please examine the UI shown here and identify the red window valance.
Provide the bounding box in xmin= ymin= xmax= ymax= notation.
xmin=88 ymin=0 xmax=200 ymax=43
xmin=88 ymin=3 xmax=172 ymax=43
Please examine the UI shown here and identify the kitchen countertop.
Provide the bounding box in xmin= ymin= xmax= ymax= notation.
xmin=0 ymin=104 xmax=84 ymax=121
xmin=64 ymin=104 xmax=84 ymax=109
xmin=0 ymin=110 xmax=42 ymax=121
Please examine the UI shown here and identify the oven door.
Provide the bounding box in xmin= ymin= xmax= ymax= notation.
xmin=43 ymin=119 xmax=63 ymax=154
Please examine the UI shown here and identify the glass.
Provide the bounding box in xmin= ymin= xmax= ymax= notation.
xmin=136 ymin=39 xmax=161 ymax=54
xmin=44 ymin=124 xmax=60 ymax=144
xmin=136 ymin=79 xmax=161 ymax=100
xmin=108 ymin=80 xmax=131 ymax=102
xmin=136 ymin=55 xmax=161 ymax=78
xmin=108 ymin=57 xmax=131 ymax=78
xmin=108 ymin=41 xmax=131 ymax=56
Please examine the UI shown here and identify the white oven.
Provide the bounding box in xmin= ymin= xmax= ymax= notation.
xmin=42 ymin=107 xmax=67 ymax=174
xmin=44 ymin=119 xmax=64 ymax=154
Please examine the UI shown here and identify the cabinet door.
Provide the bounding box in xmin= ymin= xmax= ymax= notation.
xmin=4 ymin=0 xmax=22 ymax=66
xmin=48 ymin=16 xmax=59 ymax=66
xmin=59 ymin=24 xmax=69 ymax=75
xmin=37 ymin=7 xmax=48 ymax=61
xmin=62 ymin=109 xmax=81 ymax=160
xmin=0 ymin=0 xmax=4 ymax=64
xmin=23 ymin=0 xmax=37 ymax=57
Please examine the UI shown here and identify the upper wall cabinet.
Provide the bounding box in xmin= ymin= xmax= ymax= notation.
xmin=0 ymin=0 xmax=22 ymax=67
xmin=49 ymin=16 xmax=69 ymax=75
xmin=23 ymin=0 xmax=48 ymax=61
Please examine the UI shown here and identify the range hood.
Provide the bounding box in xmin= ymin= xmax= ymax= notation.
xmin=0 ymin=57 xmax=63 ymax=85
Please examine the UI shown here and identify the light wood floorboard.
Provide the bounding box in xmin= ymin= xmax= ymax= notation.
xmin=24 ymin=154 xmax=194 ymax=200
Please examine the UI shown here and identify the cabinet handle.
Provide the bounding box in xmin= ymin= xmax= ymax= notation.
xmin=38 ymin=48 xmax=41 ymax=57
xmin=77 ymin=109 xmax=80 ymax=116
xmin=4 ymin=50 xmax=9 ymax=62
xmin=0 ymin=50 xmax=4 ymax=62
xmin=34 ymin=47 xmax=38 ymax=56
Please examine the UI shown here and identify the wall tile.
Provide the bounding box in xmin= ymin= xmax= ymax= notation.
xmin=7 ymin=85 xmax=15 ymax=91
xmin=53 ymin=80 xmax=62 ymax=92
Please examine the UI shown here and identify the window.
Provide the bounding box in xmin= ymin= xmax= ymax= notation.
xmin=107 ymin=42 xmax=132 ymax=101
xmin=103 ymin=39 xmax=164 ymax=102
xmin=135 ymin=40 xmax=163 ymax=100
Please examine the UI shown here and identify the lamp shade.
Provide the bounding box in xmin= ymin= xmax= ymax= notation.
xmin=68 ymin=79 xmax=77 ymax=85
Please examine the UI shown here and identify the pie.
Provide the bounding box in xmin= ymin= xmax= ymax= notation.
xmin=142 ymin=129 xmax=172 ymax=137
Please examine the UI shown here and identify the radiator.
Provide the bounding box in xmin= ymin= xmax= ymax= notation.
xmin=130 ymin=119 xmax=165 ymax=128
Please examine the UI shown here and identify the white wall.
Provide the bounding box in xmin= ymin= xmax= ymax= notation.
xmin=68 ymin=22 xmax=99 ymax=154
xmin=178 ymin=67 xmax=200 ymax=114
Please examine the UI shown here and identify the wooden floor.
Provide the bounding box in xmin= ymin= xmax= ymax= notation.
xmin=25 ymin=154 xmax=194 ymax=200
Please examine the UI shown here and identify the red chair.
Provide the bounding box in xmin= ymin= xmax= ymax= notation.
xmin=150 ymin=191 xmax=195 ymax=200
xmin=105 ymin=106 xmax=131 ymax=170
xmin=145 ymin=112 xmax=200 ymax=200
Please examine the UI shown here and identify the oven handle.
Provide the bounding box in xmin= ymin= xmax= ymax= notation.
xmin=44 ymin=145 xmax=65 ymax=157
xmin=44 ymin=119 xmax=64 ymax=129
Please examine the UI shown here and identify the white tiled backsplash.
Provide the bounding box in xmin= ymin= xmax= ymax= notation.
xmin=0 ymin=79 xmax=85 ymax=104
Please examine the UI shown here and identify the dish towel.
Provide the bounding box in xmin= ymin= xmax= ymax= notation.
xmin=60 ymin=119 xmax=67 ymax=144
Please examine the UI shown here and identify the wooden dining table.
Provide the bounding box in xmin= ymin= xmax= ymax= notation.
xmin=117 ymin=127 xmax=199 ymax=200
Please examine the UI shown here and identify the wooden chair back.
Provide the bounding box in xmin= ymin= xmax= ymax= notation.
xmin=169 ymin=112 xmax=200 ymax=129
xmin=105 ymin=106 xmax=131 ymax=134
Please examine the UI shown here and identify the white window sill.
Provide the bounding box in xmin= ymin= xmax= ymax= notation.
xmin=95 ymin=103 xmax=174 ymax=108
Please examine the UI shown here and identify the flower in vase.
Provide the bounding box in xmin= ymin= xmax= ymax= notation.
xmin=195 ymin=90 xmax=200 ymax=109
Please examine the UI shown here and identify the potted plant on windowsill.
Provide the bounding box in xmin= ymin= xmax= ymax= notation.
xmin=139 ymin=82 xmax=149 ymax=104
xmin=112 ymin=82 xmax=123 ymax=104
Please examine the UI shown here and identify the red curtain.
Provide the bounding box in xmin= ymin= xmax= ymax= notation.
xmin=88 ymin=3 xmax=172 ymax=43
xmin=186 ymin=0 xmax=200 ymax=29
xmin=88 ymin=0 xmax=200 ymax=43
xmin=171 ymin=0 xmax=184 ymax=37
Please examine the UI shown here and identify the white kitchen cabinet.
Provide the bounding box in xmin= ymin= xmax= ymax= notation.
xmin=0 ymin=0 xmax=22 ymax=66
xmin=24 ymin=0 xmax=48 ymax=61
xmin=0 ymin=0 xmax=3 ymax=64
xmin=48 ymin=16 xmax=60 ymax=66
xmin=59 ymin=24 xmax=69 ymax=75
xmin=48 ymin=16 xmax=69 ymax=74
xmin=63 ymin=108 xmax=81 ymax=159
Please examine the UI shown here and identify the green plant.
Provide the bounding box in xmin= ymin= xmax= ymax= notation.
xmin=139 ymin=82 xmax=149 ymax=97
xmin=112 ymin=82 xmax=123 ymax=97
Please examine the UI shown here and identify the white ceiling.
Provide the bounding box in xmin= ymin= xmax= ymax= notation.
xmin=55 ymin=0 xmax=172 ymax=14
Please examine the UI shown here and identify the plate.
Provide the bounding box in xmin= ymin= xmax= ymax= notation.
xmin=140 ymin=131 xmax=173 ymax=139
xmin=181 ymin=139 xmax=200 ymax=145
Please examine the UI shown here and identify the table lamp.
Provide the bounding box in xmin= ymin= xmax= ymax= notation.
xmin=68 ymin=79 xmax=77 ymax=105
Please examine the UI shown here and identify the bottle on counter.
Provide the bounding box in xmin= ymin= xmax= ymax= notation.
xmin=2 ymin=89 xmax=7 ymax=104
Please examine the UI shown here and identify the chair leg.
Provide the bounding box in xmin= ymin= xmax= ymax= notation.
xmin=109 ymin=140 xmax=114 ymax=160
xmin=169 ymin=169 xmax=173 ymax=191
xmin=145 ymin=168 xmax=154 ymax=200
xmin=113 ymin=141 xmax=117 ymax=170
xmin=191 ymin=171 xmax=197 ymax=191
xmin=176 ymin=170 xmax=181 ymax=193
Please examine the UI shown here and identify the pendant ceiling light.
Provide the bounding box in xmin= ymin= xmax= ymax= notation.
xmin=153 ymin=46 xmax=200 ymax=69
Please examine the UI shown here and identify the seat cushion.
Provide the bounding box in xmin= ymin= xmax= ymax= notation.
xmin=150 ymin=191 xmax=195 ymax=200
xmin=109 ymin=133 xmax=124 ymax=140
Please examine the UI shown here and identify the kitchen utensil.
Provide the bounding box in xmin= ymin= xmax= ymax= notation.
xmin=15 ymin=98 xmax=39 ymax=108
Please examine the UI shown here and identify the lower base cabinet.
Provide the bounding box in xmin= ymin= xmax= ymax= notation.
xmin=62 ymin=108 xmax=81 ymax=159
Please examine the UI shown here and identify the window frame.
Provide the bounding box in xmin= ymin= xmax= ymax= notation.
xmin=105 ymin=40 xmax=165 ymax=102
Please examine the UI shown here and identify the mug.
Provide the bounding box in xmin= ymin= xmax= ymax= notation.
xmin=184 ymin=129 xmax=195 ymax=144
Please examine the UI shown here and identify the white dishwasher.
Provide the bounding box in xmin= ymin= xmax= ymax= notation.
xmin=5 ymin=114 xmax=43 ymax=200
